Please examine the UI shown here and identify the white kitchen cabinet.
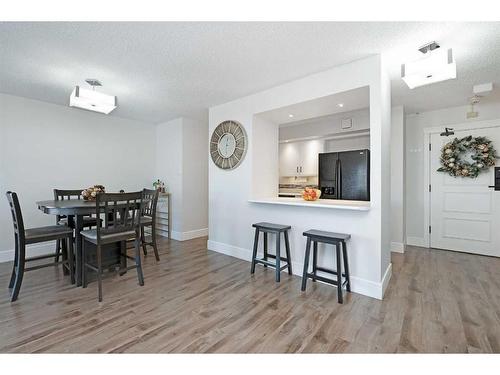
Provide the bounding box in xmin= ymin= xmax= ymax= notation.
xmin=279 ymin=139 xmax=324 ymax=177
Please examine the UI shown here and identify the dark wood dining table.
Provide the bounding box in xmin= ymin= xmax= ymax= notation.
xmin=37 ymin=199 xmax=127 ymax=286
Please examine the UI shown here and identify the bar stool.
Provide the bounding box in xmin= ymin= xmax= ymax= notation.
xmin=250 ymin=222 xmax=292 ymax=282
xmin=301 ymin=229 xmax=351 ymax=303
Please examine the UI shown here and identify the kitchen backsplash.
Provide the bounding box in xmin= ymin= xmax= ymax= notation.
xmin=279 ymin=175 xmax=318 ymax=189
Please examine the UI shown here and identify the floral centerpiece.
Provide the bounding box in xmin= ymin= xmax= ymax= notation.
xmin=437 ymin=136 xmax=497 ymax=178
xmin=81 ymin=185 xmax=105 ymax=201
xmin=301 ymin=187 xmax=322 ymax=201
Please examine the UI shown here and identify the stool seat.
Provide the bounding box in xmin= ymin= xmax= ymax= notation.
xmin=252 ymin=222 xmax=291 ymax=232
xmin=303 ymin=229 xmax=351 ymax=241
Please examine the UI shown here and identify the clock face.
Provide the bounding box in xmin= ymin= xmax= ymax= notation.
xmin=210 ymin=120 xmax=246 ymax=170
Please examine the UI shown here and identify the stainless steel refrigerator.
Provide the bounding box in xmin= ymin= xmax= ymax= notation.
xmin=318 ymin=149 xmax=370 ymax=201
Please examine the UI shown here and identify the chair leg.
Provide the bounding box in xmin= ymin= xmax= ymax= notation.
xmin=336 ymin=242 xmax=343 ymax=304
xmin=263 ymin=232 xmax=268 ymax=268
xmin=275 ymin=232 xmax=281 ymax=282
xmin=10 ymin=241 xmax=25 ymax=302
xmin=135 ymin=233 xmax=145 ymax=286
xmin=82 ymin=240 xmax=88 ymax=288
xmin=342 ymin=240 xmax=351 ymax=293
xmin=96 ymin=244 xmax=103 ymax=302
xmin=250 ymin=228 xmax=259 ymax=274
xmin=151 ymin=224 xmax=160 ymax=261
xmin=312 ymin=241 xmax=318 ymax=282
xmin=140 ymin=226 xmax=148 ymax=256
xmin=8 ymin=235 xmax=19 ymax=289
xmin=67 ymin=236 xmax=75 ymax=285
xmin=301 ymin=237 xmax=311 ymax=291
xmin=61 ymin=238 xmax=69 ymax=276
xmin=284 ymin=230 xmax=292 ymax=275
xmin=55 ymin=239 xmax=61 ymax=263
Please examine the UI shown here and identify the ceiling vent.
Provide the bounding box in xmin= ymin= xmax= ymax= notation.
xmin=401 ymin=42 xmax=457 ymax=89
xmin=69 ymin=79 xmax=117 ymax=114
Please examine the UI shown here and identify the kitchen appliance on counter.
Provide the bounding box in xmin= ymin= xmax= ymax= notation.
xmin=318 ymin=149 xmax=370 ymax=201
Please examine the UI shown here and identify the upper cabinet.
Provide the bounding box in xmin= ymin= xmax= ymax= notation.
xmin=279 ymin=139 xmax=324 ymax=177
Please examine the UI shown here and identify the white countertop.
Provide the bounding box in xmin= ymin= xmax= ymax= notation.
xmin=248 ymin=197 xmax=371 ymax=210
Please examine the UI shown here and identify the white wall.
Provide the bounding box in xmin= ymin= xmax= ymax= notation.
xmin=324 ymin=135 xmax=370 ymax=153
xmin=155 ymin=117 xmax=208 ymax=240
xmin=208 ymin=55 xmax=392 ymax=300
xmin=406 ymin=101 xmax=500 ymax=246
xmin=390 ymin=106 xmax=405 ymax=253
xmin=0 ymin=93 xmax=156 ymax=260
xmin=155 ymin=118 xmax=184 ymax=235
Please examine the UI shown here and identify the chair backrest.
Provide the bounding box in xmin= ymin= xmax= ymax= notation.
xmin=6 ymin=191 xmax=25 ymax=241
xmin=96 ymin=191 xmax=143 ymax=240
xmin=142 ymin=188 xmax=159 ymax=218
xmin=53 ymin=189 xmax=85 ymax=201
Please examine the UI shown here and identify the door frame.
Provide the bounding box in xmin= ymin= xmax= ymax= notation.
xmin=423 ymin=119 xmax=500 ymax=249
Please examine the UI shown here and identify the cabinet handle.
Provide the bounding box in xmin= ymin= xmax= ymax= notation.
xmin=296 ymin=166 xmax=299 ymax=173
xmin=300 ymin=166 xmax=303 ymax=173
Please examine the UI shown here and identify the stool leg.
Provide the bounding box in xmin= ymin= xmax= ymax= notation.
xmin=342 ymin=240 xmax=351 ymax=292
xmin=263 ymin=232 xmax=268 ymax=268
xmin=250 ymin=228 xmax=259 ymax=274
xmin=336 ymin=242 xmax=343 ymax=304
xmin=312 ymin=241 xmax=318 ymax=282
xmin=284 ymin=230 xmax=292 ymax=275
xmin=275 ymin=232 xmax=281 ymax=282
xmin=301 ymin=237 xmax=311 ymax=291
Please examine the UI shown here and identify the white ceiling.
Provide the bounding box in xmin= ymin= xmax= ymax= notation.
xmin=1 ymin=22 xmax=500 ymax=124
xmin=258 ymin=86 xmax=369 ymax=125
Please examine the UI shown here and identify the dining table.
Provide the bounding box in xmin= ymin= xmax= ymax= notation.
xmin=36 ymin=199 xmax=128 ymax=286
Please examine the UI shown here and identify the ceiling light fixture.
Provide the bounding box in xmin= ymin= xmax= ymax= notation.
xmin=401 ymin=42 xmax=456 ymax=89
xmin=288 ymin=114 xmax=294 ymax=118
xmin=69 ymin=79 xmax=117 ymax=114
xmin=337 ymin=103 xmax=344 ymax=108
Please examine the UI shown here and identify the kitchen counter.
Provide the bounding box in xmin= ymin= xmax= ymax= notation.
xmin=248 ymin=197 xmax=371 ymax=211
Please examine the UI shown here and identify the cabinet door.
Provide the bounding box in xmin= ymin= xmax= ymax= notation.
xmin=300 ymin=139 xmax=324 ymax=176
xmin=279 ymin=142 xmax=301 ymax=176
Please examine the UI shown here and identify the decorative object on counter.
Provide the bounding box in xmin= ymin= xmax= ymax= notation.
xmin=437 ymin=136 xmax=497 ymax=178
xmin=153 ymin=179 xmax=166 ymax=192
xmin=210 ymin=120 xmax=247 ymax=170
xmin=301 ymin=187 xmax=322 ymax=201
xmin=81 ymin=185 xmax=105 ymax=201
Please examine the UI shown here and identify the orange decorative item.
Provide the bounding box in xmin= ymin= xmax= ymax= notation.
xmin=301 ymin=187 xmax=322 ymax=201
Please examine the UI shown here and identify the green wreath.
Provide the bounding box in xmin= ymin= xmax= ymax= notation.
xmin=437 ymin=136 xmax=497 ymax=178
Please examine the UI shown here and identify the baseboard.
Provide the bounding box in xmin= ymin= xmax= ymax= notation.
xmin=381 ymin=263 xmax=393 ymax=298
xmin=0 ymin=241 xmax=56 ymax=263
xmin=171 ymin=228 xmax=208 ymax=241
xmin=390 ymin=241 xmax=405 ymax=253
xmin=207 ymin=239 xmax=390 ymax=300
xmin=407 ymin=236 xmax=426 ymax=247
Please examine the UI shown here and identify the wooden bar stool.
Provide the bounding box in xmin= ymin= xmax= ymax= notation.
xmin=250 ymin=222 xmax=292 ymax=282
xmin=301 ymin=229 xmax=351 ymax=303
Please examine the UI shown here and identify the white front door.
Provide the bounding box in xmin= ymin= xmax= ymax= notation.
xmin=430 ymin=126 xmax=500 ymax=256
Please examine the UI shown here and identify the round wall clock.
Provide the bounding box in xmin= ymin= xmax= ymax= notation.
xmin=210 ymin=120 xmax=247 ymax=170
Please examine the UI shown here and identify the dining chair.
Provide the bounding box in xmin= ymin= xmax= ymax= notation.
xmin=6 ymin=191 xmax=74 ymax=302
xmin=81 ymin=191 xmax=145 ymax=302
xmin=140 ymin=188 xmax=160 ymax=261
xmin=53 ymin=189 xmax=99 ymax=264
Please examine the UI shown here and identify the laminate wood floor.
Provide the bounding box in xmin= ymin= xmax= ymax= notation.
xmin=1 ymin=237 xmax=500 ymax=353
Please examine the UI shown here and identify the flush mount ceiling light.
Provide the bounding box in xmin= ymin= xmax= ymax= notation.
xmin=401 ymin=42 xmax=456 ymax=89
xmin=288 ymin=114 xmax=294 ymax=118
xmin=69 ymin=79 xmax=117 ymax=114
xmin=337 ymin=103 xmax=344 ymax=108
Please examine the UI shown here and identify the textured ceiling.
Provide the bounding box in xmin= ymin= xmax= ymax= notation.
xmin=1 ymin=22 xmax=499 ymax=124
